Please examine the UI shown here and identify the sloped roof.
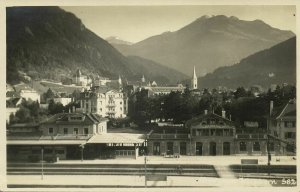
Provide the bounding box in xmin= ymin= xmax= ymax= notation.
xmin=87 ymin=133 xmax=145 ymax=144
xmin=185 ymin=113 xmax=234 ymax=128
xmin=6 ymin=97 xmax=23 ymax=107
xmin=6 ymin=91 xmax=20 ymax=98
xmin=276 ymin=100 xmax=296 ymax=120
xmin=41 ymin=113 xmax=108 ymax=125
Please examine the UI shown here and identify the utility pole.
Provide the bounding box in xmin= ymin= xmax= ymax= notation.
xmin=267 ymin=101 xmax=273 ymax=176
xmin=144 ymin=156 xmax=147 ymax=188
xmin=41 ymin=147 xmax=44 ymax=180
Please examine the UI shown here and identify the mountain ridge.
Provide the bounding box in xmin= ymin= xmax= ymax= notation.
xmin=114 ymin=15 xmax=295 ymax=76
xmin=6 ymin=6 xmax=188 ymax=85
xmin=198 ymin=36 xmax=296 ymax=89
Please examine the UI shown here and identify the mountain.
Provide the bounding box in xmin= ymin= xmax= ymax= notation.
xmin=6 ymin=7 xmax=187 ymax=85
xmin=198 ymin=37 xmax=296 ymax=89
xmin=106 ymin=36 xmax=133 ymax=45
xmin=115 ymin=15 xmax=295 ymax=76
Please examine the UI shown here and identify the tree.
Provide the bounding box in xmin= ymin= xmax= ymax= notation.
xmin=48 ymin=99 xmax=64 ymax=115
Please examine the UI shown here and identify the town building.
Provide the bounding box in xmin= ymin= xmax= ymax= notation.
xmin=6 ymin=98 xmax=23 ymax=124
xmin=53 ymin=97 xmax=72 ymax=106
xmin=73 ymin=69 xmax=92 ymax=87
xmin=19 ymin=89 xmax=40 ymax=103
xmin=147 ymin=110 xmax=285 ymax=156
xmin=76 ymin=86 xmax=128 ymax=118
xmin=7 ymin=113 xmax=146 ymax=162
xmin=270 ymin=99 xmax=296 ymax=155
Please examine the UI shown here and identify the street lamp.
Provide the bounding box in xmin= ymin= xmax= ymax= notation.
xmin=267 ymin=100 xmax=273 ymax=176
xmin=144 ymin=156 xmax=147 ymax=188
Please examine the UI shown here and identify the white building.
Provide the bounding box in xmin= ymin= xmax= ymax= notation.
xmin=19 ymin=89 xmax=40 ymax=103
xmin=73 ymin=69 xmax=92 ymax=87
xmin=53 ymin=97 xmax=72 ymax=106
xmin=76 ymin=86 xmax=128 ymax=118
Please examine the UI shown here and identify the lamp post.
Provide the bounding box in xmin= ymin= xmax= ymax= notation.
xmin=144 ymin=156 xmax=147 ymax=188
xmin=267 ymin=101 xmax=273 ymax=176
xmin=41 ymin=147 xmax=44 ymax=180
xmin=80 ymin=144 xmax=85 ymax=162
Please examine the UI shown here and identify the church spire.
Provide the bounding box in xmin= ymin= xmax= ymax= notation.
xmin=191 ymin=66 xmax=197 ymax=90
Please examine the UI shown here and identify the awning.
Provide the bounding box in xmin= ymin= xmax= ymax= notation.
xmin=87 ymin=133 xmax=145 ymax=144
xmin=7 ymin=140 xmax=86 ymax=145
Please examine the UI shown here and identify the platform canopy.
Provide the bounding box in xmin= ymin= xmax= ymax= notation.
xmin=87 ymin=133 xmax=145 ymax=145
xmin=6 ymin=140 xmax=86 ymax=145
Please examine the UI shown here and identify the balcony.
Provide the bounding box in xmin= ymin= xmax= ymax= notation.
xmin=148 ymin=133 xmax=189 ymax=140
xmin=236 ymin=134 xmax=267 ymax=139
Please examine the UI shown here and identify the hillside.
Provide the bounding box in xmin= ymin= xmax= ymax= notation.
xmin=115 ymin=15 xmax=295 ymax=76
xmin=198 ymin=37 xmax=296 ymax=89
xmin=6 ymin=6 xmax=187 ymax=85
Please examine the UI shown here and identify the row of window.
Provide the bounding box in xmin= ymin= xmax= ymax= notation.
xmin=48 ymin=127 xmax=89 ymax=135
xmin=284 ymin=121 xmax=296 ymax=128
xmin=152 ymin=141 xmax=275 ymax=155
xmin=192 ymin=129 xmax=233 ymax=136
xmin=239 ymin=141 xmax=274 ymax=152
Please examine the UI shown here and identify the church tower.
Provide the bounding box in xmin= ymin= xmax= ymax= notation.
xmin=191 ymin=66 xmax=197 ymax=90
xmin=141 ymin=75 xmax=145 ymax=83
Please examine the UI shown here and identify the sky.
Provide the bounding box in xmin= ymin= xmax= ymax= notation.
xmin=62 ymin=5 xmax=295 ymax=43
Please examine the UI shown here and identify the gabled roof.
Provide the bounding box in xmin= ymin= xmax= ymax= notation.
xmin=6 ymin=91 xmax=20 ymax=98
xmin=185 ymin=113 xmax=234 ymax=128
xmin=6 ymin=97 xmax=23 ymax=107
xmin=41 ymin=113 xmax=108 ymax=125
xmin=276 ymin=100 xmax=296 ymax=120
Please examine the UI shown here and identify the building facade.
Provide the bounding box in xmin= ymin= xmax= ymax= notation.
xmin=147 ymin=110 xmax=288 ymax=156
xmin=7 ymin=113 xmax=146 ymax=162
xmin=76 ymin=86 xmax=128 ymax=118
xmin=270 ymin=100 xmax=296 ymax=155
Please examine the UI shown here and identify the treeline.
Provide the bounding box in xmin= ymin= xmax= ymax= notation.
xmin=128 ymin=85 xmax=296 ymax=128
xmin=8 ymin=99 xmax=78 ymax=124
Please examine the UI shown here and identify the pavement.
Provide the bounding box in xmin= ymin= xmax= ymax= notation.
xmin=7 ymin=175 xmax=274 ymax=188
xmin=6 ymin=155 xmax=296 ymax=188
xmin=56 ymin=155 xmax=297 ymax=166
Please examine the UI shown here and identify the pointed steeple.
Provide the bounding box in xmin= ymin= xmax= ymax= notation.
xmin=141 ymin=75 xmax=145 ymax=83
xmin=118 ymin=75 xmax=122 ymax=85
xmin=191 ymin=66 xmax=198 ymax=90
xmin=193 ymin=66 xmax=197 ymax=79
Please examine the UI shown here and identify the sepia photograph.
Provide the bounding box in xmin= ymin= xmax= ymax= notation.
xmin=3 ymin=0 xmax=298 ymax=190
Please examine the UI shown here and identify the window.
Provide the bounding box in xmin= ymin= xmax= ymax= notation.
xmin=285 ymin=132 xmax=296 ymax=139
xmin=192 ymin=129 xmax=196 ymax=136
xmin=224 ymin=129 xmax=230 ymax=136
xmin=73 ymin=128 xmax=79 ymax=135
xmin=120 ymin=107 xmax=122 ymax=111
xmin=120 ymin=101 xmax=122 ymax=105
xmin=100 ymin=108 xmax=102 ymax=112
xmin=84 ymin=128 xmax=89 ymax=135
xmin=253 ymin=142 xmax=260 ymax=151
xmin=269 ymin=142 xmax=275 ymax=152
xmin=63 ymin=128 xmax=68 ymax=135
xmin=44 ymin=149 xmax=53 ymax=154
xmin=285 ymin=121 xmax=295 ymax=128
xmin=55 ymin=149 xmax=65 ymax=154
xmin=48 ymin=128 xmax=53 ymax=134
xmin=216 ymin=129 xmax=223 ymax=136
xmin=239 ymin=142 xmax=247 ymax=152
xmin=210 ymin=129 xmax=216 ymax=136
xmin=203 ymin=130 xmax=209 ymax=136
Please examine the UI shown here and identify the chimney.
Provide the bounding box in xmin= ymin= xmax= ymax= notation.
xmin=222 ymin=110 xmax=226 ymax=118
xmin=72 ymin=106 xmax=75 ymax=113
xmin=270 ymin=100 xmax=273 ymax=116
xmin=204 ymin=110 xmax=208 ymax=115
